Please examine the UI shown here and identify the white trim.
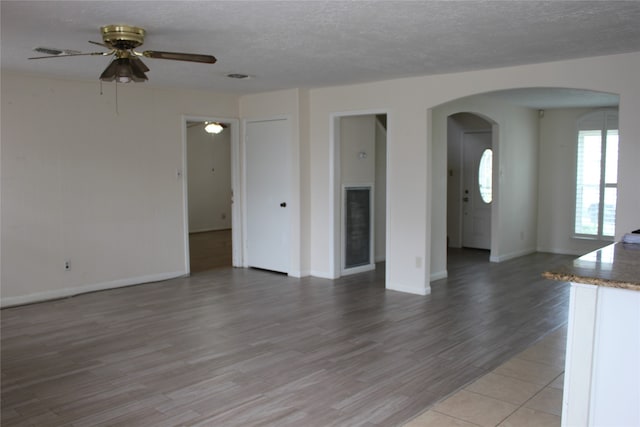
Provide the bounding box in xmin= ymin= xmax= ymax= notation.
xmin=310 ymin=270 xmax=336 ymax=279
xmin=430 ymin=270 xmax=448 ymax=281
xmin=489 ymin=247 xmax=536 ymax=263
xmin=181 ymin=118 xmax=191 ymax=274
xmin=536 ymin=246 xmax=587 ymax=256
xmin=0 ymin=271 xmax=185 ymax=308
xmin=289 ymin=269 xmax=310 ymax=278
xmin=229 ymin=119 xmax=242 ymax=268
xmin=490 ymin=123 xmax=500 ymax=263
xmin=386 ymin=282 xmax=431 ymax=296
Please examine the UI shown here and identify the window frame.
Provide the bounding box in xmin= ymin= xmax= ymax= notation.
xmin=573 ymin=109 xmax=618 ymax=241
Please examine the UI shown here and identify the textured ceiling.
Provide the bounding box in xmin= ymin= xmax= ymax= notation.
xmin=2 ymin=0 xmax=640 ymax=101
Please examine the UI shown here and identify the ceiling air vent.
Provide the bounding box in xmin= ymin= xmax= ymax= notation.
xmin=227 ymin=73 xmax=251 ymax=80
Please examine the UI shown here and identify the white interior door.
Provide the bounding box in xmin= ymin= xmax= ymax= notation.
xmin=462 ymin=131 xmax=492 ymax=250
xmin=245 ymin=119 xmax=290 ymax=273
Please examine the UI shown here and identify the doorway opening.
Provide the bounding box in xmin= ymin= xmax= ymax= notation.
xmin=332 ymin=112 xmax=387 ymax=278
xmin=183 ymin=118 xmax=240 ymax=273
xmin=447 ymin=113 xmax=494 ymax=260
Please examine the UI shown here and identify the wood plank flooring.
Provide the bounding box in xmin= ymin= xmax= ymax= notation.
xmin=1 ymin=249 xmax=574 ymax=426
xmin=189 ymin=230 xmax=232 ymax=273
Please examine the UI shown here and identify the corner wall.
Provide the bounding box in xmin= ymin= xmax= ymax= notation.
xmin=1 ymin=73 xmax=239 ymax=305
xmin=537 ymin=107 xmax=618 ymax=255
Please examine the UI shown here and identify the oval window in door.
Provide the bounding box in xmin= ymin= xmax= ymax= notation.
xmin=478 ymin=148 xmax=493 ymax=203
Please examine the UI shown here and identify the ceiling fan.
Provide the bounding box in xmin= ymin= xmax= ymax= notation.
xmin=29 ymin=25 xmax=217 ymax=83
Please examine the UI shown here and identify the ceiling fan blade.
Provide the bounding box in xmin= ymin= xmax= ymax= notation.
xmin=29 ymin=51 xmax=111 ymax=60
xmin=88 ymin=40 xmax=109 ymax=48
xmin=142 ymin=50 xmax=216 ymax=64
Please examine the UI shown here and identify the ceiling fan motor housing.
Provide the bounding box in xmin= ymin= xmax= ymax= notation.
xmin=101 ymin=25 xmax=145 ymax=50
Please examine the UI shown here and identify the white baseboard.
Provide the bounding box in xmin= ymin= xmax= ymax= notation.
xmin=310 ymin=270 xmax=336 ymax=279
xmin=490 ymin=248 xmax=536 ymax=263
xmin=430 ymin=270 xmax=448 ymax=281
xmin=386 ymin=282 xmax=431 ymax=296
xmin=0 ymin=271 xmax=186 ymax=308
xmin=287 ymin=269 xmax=311 ymax=278
xmin=536 ymin=246 xmax=584 ymax=256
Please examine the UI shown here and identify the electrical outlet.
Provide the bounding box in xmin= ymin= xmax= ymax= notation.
xmin=64 ymin=260 xmax=71 ymax=271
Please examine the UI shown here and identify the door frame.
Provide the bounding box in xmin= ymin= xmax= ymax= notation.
xmin=330 ymin=109 xmax=388 ymax=279
xmin=181 ymin=115 xmax=241 ymax=274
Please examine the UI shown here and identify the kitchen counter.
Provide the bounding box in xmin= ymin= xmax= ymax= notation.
xmin=543 ymin=241 xmax=640 ymax=427
xmin=543 ymin=242 xmax=640 ymax=291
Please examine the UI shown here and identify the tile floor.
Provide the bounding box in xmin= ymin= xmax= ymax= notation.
xmin=404 ymin=325 xmax=567 ymax=427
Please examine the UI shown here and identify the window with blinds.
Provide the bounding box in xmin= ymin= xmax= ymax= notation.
xmin=575 ymin=110 xmax=618 ymax=239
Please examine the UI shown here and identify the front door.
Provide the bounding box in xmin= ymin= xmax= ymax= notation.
xmin=245 ymin=119 xmax=290 ymax=273
xmin=462 ymin=131 xmax=492 ymax=250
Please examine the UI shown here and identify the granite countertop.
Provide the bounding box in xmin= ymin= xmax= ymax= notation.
xmin=543 ymin=242 xmax=640 ymax=291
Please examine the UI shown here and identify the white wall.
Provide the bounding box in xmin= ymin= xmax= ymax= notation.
xmin=187 ymin=125 xmax=232 ymax=233
xmin=340 ymin=115 xmax=376 ymax=184
xmin=537 ymin=108 xmax=618 ymax=255
xmin=1 ymin=73 xmax=238 ymax=305
xmin=307 ymin=52 xmax=640 ymax=295
xmin=3 ymin=53 xmax=639 ymax=303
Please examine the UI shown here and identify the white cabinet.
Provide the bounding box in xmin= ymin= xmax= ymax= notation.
xmin=562 ymin=283 xmax=640 ymax=427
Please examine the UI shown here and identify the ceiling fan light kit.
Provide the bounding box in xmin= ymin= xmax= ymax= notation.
xmin=204 ymin=122 xmax=224 ymax=134
xmin=29 ymin=24 xmax=217 ymax=84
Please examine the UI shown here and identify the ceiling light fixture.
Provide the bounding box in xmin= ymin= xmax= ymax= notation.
xmin=99 ymin=56 xmax=148 ymax=83
xmin=204 ymin=122 xmax=224 ymax=134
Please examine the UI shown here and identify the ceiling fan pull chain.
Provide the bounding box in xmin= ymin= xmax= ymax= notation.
xmin=115 ymin=80 xmax=119 ymax=115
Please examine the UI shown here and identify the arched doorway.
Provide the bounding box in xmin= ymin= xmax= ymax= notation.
xmin=430 ymin=88 xmax=619 ymax=281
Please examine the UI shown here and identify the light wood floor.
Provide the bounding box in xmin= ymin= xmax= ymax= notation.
xmin=1 ymin=249 xmax=573 ymax=426
xmin=189 ymin=229 xmax=232 ymax=273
